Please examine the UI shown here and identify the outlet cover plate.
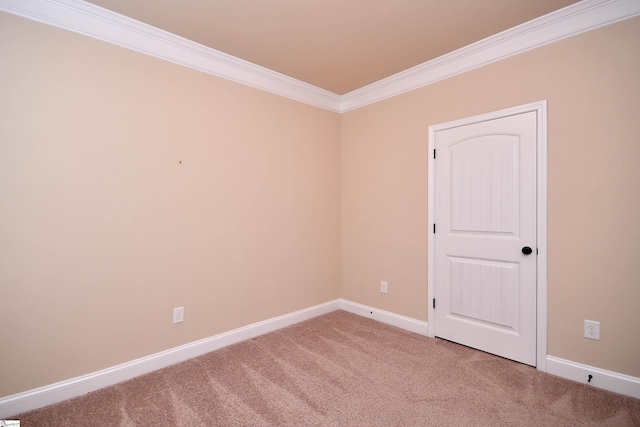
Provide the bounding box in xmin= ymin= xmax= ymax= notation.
xmin=381 ymin=281 xmax=388 ymax=294
xmin=173 ymin=306 xmax=185 ymax=324
xmin=584 ymin=319 xmax=600 ymax=340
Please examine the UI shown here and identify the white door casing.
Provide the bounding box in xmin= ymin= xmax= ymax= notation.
xmin=427 ymin=101 xmax=547 ymax=370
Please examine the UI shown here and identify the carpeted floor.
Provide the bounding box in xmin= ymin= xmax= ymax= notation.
xmin=13 ymin=310 xmax=640 ymax=426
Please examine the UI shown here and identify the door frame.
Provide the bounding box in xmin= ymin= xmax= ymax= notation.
xmin=427 ymin=100 xmax=548 ymax=371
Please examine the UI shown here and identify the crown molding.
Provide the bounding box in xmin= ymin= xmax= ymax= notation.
xmin=0 ymin=0 xmax=342 ymax=112
xmin=340 ymin=0 xmax=640 ymax=112
xmin=1 ymin=0 xmax=639 ymax=114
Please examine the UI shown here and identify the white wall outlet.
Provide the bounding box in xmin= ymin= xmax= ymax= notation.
xmin=584 ymin=319 xmax=600 ymax=340
xmin=173 ymin=306 xmax=184 ymax=324
xmin=380 ymin=281 xmax=388 ymax=294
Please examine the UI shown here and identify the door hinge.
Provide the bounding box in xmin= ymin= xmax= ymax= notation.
xmin=433 ymin=224 xmax=436 ymax=233
xmin=433 ymin=298 xmax=436 ymax=309
xmin=433 ymin=149 xmax=436 ymax=159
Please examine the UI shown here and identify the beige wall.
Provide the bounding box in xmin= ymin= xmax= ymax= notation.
xmin=1 ymin=10 xmax=639 ymax=400
xmin=341 ymin=17 xmax=640 ymax=377
xmin=0 ymin=13 xmax=340 ymax=397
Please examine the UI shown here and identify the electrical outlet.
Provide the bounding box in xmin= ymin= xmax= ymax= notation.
xmin=173 ymin=306 xmax=184 ymax=324
xmin=381 ymin=281 xmax=388 ymax=294
xmin=584 ymin=319 xmax=599 ymax=340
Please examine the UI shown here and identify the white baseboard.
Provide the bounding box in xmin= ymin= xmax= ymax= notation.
xmin=339 ymin=300 xmax=640 ymax=399
xmin=339 ymin=299 xmax=429 ymax=336
xmin=546 ymin=356 xmax=640 ymax=399
xmin=4 ymin=300 xmax=638 ymax=418
xmin=0 ymin=299 xmax=341 ymax=419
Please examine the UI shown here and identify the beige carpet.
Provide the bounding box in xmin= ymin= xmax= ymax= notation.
xmin=14 ymin=310 xmax=640 ymax=426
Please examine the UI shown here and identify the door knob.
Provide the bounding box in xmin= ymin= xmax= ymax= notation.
xmin=522 ymin=246 xmax=533 ymax=255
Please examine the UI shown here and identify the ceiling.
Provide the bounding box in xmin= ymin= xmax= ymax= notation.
xmin=85 ymin=0 xmax=579 ymax=95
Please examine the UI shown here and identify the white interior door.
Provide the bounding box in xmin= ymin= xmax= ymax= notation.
xmin=433 ymin=110 xmax=538 ymax=366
